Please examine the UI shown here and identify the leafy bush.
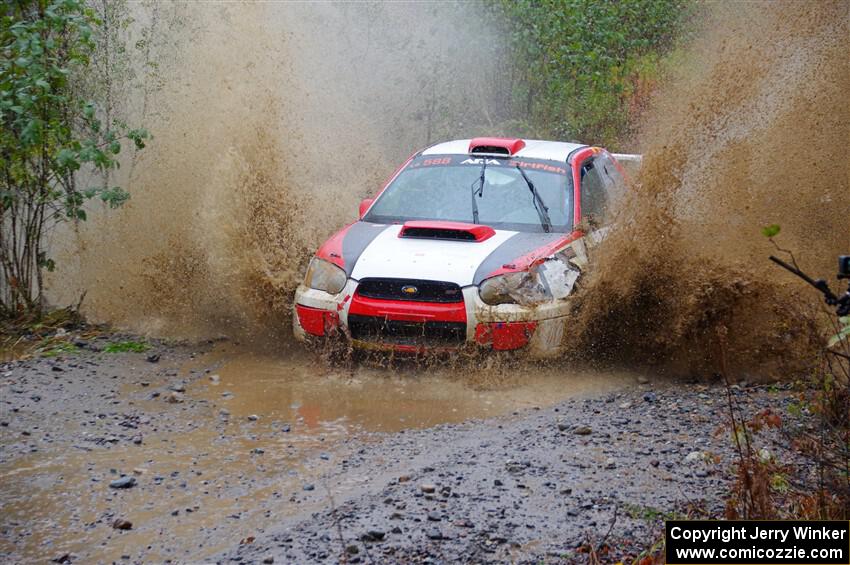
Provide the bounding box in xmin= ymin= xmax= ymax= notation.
xmin=492 ymin=0 xmax=693 ymax=146
xmin=726 ymin=354 xmax=850 ymax=521
xmin=0 ymin=0 xmax=147 ymax=317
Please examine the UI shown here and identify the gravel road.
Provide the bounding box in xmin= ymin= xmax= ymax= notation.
xmin=219 ymin=378 xmax=791 ymax=564
xmin=0 ymin=337 xmax=792 ymax=564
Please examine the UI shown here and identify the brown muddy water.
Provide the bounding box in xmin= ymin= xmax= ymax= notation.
xmin=570 ymin=0 xmax=850 ymax=374
xmin=0 ymin=345 xmax=637 ymax=564
xmin=193 ymin=347 xmax=634 ymax=432
xmin=48 ymin=2 xmax=505 ymax=341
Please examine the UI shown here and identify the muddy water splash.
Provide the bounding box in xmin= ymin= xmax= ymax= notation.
xmin=50 ymin=3 xmax=501 ymax=341
xmin=571 ymin=1 xmax=850 ymax=377
xmin=50 ymin=2 xmax=849 ymax=374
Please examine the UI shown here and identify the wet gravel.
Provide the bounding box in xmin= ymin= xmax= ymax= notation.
xmin=219 ymin=381 xmax=793 ymax=564
xmin=0 ymin=338 xmax=208 ymax=462
xmin=0 ymin=340 xmax=796 ymax=564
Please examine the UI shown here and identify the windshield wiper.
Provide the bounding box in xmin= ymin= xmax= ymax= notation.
xmin=470 ymin=159 xmax=487 ymax=224
xmin=515 ymin=165 xmax=552 ymax=233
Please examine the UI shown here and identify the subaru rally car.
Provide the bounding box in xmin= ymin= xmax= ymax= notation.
xmin=293 ymin=137 xmax=630 ymax=357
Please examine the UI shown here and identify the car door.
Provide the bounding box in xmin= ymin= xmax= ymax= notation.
xmin=578 ymin=151 xmax=626 ymax=243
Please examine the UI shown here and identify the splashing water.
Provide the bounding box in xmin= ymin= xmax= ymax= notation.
xmin=569 ymin=0 xmax=850 ymax=378
xmin=50 ymin=3 xmax=500 ymax=342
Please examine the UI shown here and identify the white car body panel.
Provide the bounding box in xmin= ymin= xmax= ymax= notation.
xmin=422 ymin=138 xmax=586 ymax=163
xmin=349 ymin=225 xmax=516 ymax=286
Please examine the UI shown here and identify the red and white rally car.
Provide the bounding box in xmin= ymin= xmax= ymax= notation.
xmin=293 ymin=137 xmax=630 ymax=357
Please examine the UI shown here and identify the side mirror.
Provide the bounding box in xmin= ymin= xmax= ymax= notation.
xmin=839 ymin=255 xmax=850 ymax=279
xmin=359 ymin=198 xmax=374 ymax=218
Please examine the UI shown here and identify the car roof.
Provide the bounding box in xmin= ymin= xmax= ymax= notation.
xmin=421 ymin=138 xmax=588 ymax=163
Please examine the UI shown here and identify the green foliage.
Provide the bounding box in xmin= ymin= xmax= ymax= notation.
xmin=103 ymin=340 xmax=149 ymax=353
xmin=770 ymin=472 xmax=790 ymax=494
xmin=492 ymin=0 xmax=693 ymax=146
xmin=40 ymin=340 xmax=79 ymax=357
xmin=787 ymin=400 xmax=803 ymax=418
xmin=761 ymin=224 xmax=781 ymax=238
xmin=0 ymin=0 xmax=148 ymax=316
xmin=828 ymin=316 xmax=850 ymax=348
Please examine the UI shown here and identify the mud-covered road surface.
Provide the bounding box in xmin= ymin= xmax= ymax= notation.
xmin=0 ymin=338 xmax=793 ymax=564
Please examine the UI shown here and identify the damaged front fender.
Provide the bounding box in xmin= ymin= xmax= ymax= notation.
xmin=478 ymin=246 xmax=584 ymax=307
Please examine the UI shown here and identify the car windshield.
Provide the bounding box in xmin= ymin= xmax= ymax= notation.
xmin=363 ymin=154 xmax=573 ymax=232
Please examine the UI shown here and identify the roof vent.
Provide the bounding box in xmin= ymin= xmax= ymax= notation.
xmin=469 ymin=137 xmax=526 ymax=156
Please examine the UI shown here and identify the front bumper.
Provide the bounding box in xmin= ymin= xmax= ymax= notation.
xmin=293 ymin=280 xmax=569 ymax=357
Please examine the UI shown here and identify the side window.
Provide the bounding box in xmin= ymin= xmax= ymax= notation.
xmin=580 ymin=158 xmax=608 ymax=228
xmin=595 ymin=152 xmax=626 ymax=199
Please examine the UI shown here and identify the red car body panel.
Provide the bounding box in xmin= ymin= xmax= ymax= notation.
xmin=314 ymin=222 xmax=354 ymax=270
xmin=295 ymin=304 xmax=339 ymax=337
xmin=569 ymin=145 xmax=600 ymax=224
xmin=348 ymin=295 xmax=466 ymax=323
xmin=468 ymin=137 xmax=526 ymax=154
xmin=474 ymin=321 xmax=538 ymax=350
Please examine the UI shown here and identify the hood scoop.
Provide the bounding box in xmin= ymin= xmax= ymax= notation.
xmin=469 ymin=137 xmax=526 ymax=156
xmin=398 ymin=221 xmax=495 ymax=242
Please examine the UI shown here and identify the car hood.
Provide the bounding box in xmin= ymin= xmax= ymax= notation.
xmin=334 ymin=222 xmax=569 ymax=286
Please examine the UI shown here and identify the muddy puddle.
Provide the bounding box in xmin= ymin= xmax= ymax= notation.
xmin=198 ymin=345 xmax=637 ymax=433
xmin=0 ymin=345 xmax=637 ymax=564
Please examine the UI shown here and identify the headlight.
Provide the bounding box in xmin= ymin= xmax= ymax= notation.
xmin=304 ymin=257 xmax=347 ymax=294
xmin=478 ymin=258 xmax=581 ymax=306
xmin=479 ymin=271 xmax=548 ymax=305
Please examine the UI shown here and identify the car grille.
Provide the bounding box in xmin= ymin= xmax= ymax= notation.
xmin=347 ymin=314 xmax=467 ymax=347
xmin=355 ymin=278 xmax=463 ymax=303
